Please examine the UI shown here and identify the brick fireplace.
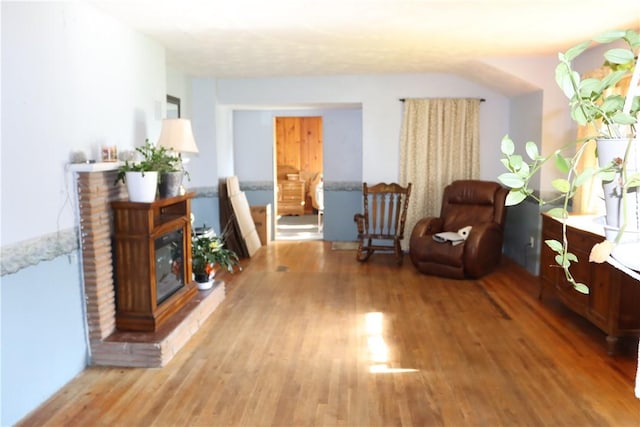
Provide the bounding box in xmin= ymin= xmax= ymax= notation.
xmin=73 ymin=166 xmax=225 ymax=367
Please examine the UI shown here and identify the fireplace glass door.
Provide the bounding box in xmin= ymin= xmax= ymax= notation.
xmin=155 ymin=228 xmax=185 ymax=305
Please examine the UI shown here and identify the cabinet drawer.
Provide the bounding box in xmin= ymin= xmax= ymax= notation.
xmin=566 ymin=227 xmax=600 ymax=253
xmin=540 ymin=212 xmax=640 ymax=353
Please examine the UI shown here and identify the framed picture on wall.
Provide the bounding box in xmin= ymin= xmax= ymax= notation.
xmin=167 ymin=95 xmax=180 ymax=118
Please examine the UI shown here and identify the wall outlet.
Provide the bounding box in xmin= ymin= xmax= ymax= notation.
xmin=528 ymin=236 xmax=535 ymax=248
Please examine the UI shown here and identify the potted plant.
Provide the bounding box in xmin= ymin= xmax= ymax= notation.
xmin=191 ymin=231 xmax=240 ymax=290
xmin=499 ymin=29 xmax=640 ymax=293
xmin=115 ymin=139 xmax=184 ymax=202
xmin=157 ymin=160 xmax=187 ymax=198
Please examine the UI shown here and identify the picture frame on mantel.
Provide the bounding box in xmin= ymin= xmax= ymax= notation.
xmin=167 ymin=95 xmax=180 ymax=118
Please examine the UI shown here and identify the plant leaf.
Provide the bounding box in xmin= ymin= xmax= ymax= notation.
xmin=546 ymin=207 xmax=567 ymax=219
xmin=626 ymin=173 xmax=640 ymax=188
xmin=604 ymin=48 xmax=635 ymax=65
xmin=508 ymin=154 xmax=523 ymax=171
xmin=525 ymin=141 xmax=540 ymax=160
xmin=599 ymin=169 xmax=617 ymax=183
xmin=600 ymin=71 xmax=627 ymax=91
xmin=573 ymin=282 xmax=590 ymax=294
xmin=551 ymin=178 xmax=571 ymax=194
xmin=625 ymin=30 xmax=640 ymax=48
xmin=517 ymin=161 xmax=530 ymax=177
xmin=593 ymin=30 xmax=626 ymax=43
xmin=579 ymin=78 xmax=601 ymax=97
xmin=505 ymin=190 xmax=527 ymax=206
xmin=555 ymin=254 xmax=570 ymax=268
xmin=498 ymin=173 xmax=524 ymax=189
xmin=501 ymin=135 xmax=515 ymax=155
xmin=612 ymin=111 xmax=637 ymax=125
xmin=554 ymin=153 xmax=570 ymax=173
xmin=571 ymin=105 xmax=588 ymax=126
xmin=600 ymin=95 xmax=624 ymax=113
xmin=555 ymin=63 xmax=574 ymax=98
xmin=563 ymin=41 xmax=591 ymax=61
xmin=545 ymin=239 xmax=563 ymax=253
xmin=575 ymin=167 xmax=595 ymax=186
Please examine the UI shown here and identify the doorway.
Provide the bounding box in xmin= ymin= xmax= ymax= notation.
xmin=274 ymin=116 xmax=324 ymax=241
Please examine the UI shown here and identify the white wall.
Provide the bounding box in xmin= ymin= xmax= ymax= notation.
xmin=481 ymin=56 xmax=579 ymax=193
xmin=190 ymin=78 xmax=220 ymax=187
xmin=216 ymin=73 xmax=511 ymax=183
xmin=1 ymin=3 xmax=166 ymax=425
xmin=1 ymin=2 xmax=166 ymax=246
xmin=166 ymin=66 xmax=193 ymax=120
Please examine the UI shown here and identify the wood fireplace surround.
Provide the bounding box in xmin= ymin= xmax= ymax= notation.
xmin=111 ymin=193 xmax=197 ymax=332
xmin=72 ymin=164 xmax=225 ymax=367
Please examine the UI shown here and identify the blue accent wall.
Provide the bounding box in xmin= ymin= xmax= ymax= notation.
xmin=501 ymin=91 xmax=544 ymax=275
xmin=191 ymin=193 xmax=220 ymax=232
xmin=244 ymin=185 xmax=363 ymax=243
xmin=323 ymin=187 xmax=363 ymax=242
xmin=2 ymin=257 xmax=87 ymax=425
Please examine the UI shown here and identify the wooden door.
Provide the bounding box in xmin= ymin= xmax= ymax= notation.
xmin=275 ymin=117 xmax=323 ymax=213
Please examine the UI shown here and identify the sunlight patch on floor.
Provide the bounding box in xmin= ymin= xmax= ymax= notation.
xmin=365 ymin=312 xmax=418 ymax=374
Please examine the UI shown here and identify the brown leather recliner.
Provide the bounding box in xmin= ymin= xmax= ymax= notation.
xmin=409 ymin=180 xmax=508 ymax=279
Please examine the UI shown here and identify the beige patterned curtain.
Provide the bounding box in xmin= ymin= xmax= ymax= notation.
xmin=399 ymin=98 xmax=481 ymax=248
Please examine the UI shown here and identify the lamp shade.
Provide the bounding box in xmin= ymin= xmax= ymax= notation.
xmin=157 ymin=118 xmax=199 ymax=154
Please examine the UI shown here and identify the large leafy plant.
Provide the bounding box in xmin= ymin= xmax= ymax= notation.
xmin=499 ymin=29 xmax=640 ymax=294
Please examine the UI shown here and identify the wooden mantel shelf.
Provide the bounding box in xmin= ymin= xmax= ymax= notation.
xmin=67 ymin=161 xmax=123 ymax=173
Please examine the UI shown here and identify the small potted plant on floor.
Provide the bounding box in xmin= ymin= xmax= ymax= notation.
xmin=499 ymin=29 xmax=640 ymax=292
xmin=191 ymin=231 xmax=240 ymax=290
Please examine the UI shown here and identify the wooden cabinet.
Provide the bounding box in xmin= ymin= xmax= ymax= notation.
xmin=111 ymin=193 xmax=197 ymax=332
xmin=278 ymin=180 xmax=305 ymax=216
xmin=540 ymin=214 xmax=640 ymax=353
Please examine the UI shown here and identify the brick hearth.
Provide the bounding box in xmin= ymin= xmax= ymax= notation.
xmin=75 ymin=168 xmax=224 ymax=367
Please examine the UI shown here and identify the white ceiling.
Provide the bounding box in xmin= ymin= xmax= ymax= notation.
xmin=92 ymin=0 xmax=640 ymax=84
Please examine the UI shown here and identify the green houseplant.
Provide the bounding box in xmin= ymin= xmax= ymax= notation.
xmin=191 ymin=231 xmax=240 ymax=289
xmin=499 ymin=29 xmax=640 ymax=293
xmin=115 ymin=139 xmax=183 ymax=202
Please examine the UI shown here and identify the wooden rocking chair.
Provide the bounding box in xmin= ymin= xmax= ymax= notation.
xmin=353 ymin=182 xmax=412 ymax=265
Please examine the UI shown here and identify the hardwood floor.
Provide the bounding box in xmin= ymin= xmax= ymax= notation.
xmin=18 ymin=242 xmax=640 ymax=426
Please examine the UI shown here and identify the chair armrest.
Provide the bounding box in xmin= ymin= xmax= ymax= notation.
xmin=410 ymin=217 xmax=443 ymax=240
xmin=463 ymin=222 xmax=504 ymax=277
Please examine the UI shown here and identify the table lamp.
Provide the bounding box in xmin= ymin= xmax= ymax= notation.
xmin=157 ymin=118 xmax=199 ymax=196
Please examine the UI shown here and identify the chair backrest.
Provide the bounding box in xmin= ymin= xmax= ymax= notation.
xmin=440 ymin=180 xmax=508 ymax=231
xmin=362 ymin=182 xmax=412 ymax=238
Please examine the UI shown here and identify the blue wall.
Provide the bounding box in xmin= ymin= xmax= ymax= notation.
xmin=2 ymin=256 xmax=87 ymax=425
xmin=231 ymin=107 xmax=364 ymax=242
xmin=502 ymin=91 xmax=544 ymax=274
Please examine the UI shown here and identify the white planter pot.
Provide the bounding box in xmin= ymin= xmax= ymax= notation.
xmin=125 ymin=171 xmax=158 ymax=203
xmin=195 ymin=279 xmax=214 ymax=291
xmin=596 ymin=138 xmax=640 ymax=271
xmin=193 ymin=268 xmax=217 ymax=291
